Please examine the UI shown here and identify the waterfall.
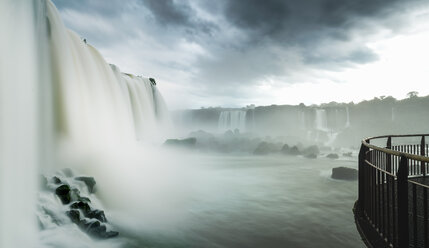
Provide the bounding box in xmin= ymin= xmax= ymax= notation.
xmin=345 ymin=106 xmax=350 ymax=128
xmin=218 ymin=110 xmax=247 ymax=132
xmin=1 ymin=0 xmax=171 ymax=247
xmin=46 ymin=0 xmax=170 ymax=147
xmin=314 ymin=109 xmax=328 ymax=131
xmin=0 ymin=0 xmax=52 ymax=247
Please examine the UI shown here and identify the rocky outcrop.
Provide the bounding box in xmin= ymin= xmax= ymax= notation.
xmin=75 ymin=177 xmax=97 ymax=193
xmin=253 ymin=142 xmax=281 ymax=155
xmin=281 ymin=145 xmax=301 ymax=156
xmin=331 ymin=167 xmax=358 ymax=180
xmin=302 ymin=145 xmax=319 ymax=159
xmin=326 ymin=153 xmax=339 ymax=159
xmin=164 ymin=137 xmax=197 ymax=148
xmin=45 ymin=172 xmax=119 ymax=239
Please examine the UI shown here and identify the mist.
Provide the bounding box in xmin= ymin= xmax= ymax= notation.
xmin=1 ymin=0 xmax=429 ymax=248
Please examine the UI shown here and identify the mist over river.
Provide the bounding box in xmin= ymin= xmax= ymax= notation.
xmin=112 ymin=154 xmax=362 ymax=248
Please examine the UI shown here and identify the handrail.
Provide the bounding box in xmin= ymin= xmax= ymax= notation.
xmin=362 ymin=134 xmax=429 ymax=163
xmin=408 ymin=179 xmax=429 ymax=189
xmin=357 ymin=134 xmax=429 ymax=248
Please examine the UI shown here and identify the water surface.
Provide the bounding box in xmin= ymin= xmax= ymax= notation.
xmin=123 ymin=155 xmax=363 ymax=248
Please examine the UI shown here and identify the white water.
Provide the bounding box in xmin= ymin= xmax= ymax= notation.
xmin=0 ymin=1 xmax=53 ymax=247
xmin=314 ymin=109 xmax=328 ymax=131
xmin=345 ymin=107 xmax=351 ymax=128
xmin=1 ymin=0 xmax=171 ymax=247
xmin=218 ymin=110 xmax=247 ymax=132
xmin=47 ymin=1 xmax=170 ymax=148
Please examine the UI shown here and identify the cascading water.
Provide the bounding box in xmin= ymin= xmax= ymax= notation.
xmin=1 ymin=0 xmax=171 ymax=247
xmin=0 ymin=0 xmax=53 ymax=247
xmin=47 ymin=1 xmax=170 ymax=148
xmin=314 ymin=109 xmax=328 ymax=131
xmin=218 ymin=110 xmax=247 ymax=132
xmin=345 ymin=106 xmax=351 ymax=128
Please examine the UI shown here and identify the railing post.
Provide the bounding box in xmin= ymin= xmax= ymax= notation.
xmin=421 ymin=136 xmax=426 ymax=176
xmin=398 ymin=155 xmax=409 ymax=248
xmin=387 ymin=136 xmax=392 ymax=173
xmin=358 ymin=143 xmax=369 ymax=211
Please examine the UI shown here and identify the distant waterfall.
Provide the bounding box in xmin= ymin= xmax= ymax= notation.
xmin=315 ymin=109 xmax=328 ymax=131
xmin=345 ymin=107 xmax=350 ymax=128
xmin=218 ymin=110 xmax=247 ymax=132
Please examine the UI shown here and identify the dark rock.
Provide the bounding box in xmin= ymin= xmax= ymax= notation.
xmin=343 ymin=152 xmax=353 ymax=157
xmin=86 ymin=220 xmax=106 ymax=235
xmin=163 ymin=137 xmax=197 ymax=149
xmin=326 ymin=153 xmax=339 ymax=159
xmin=80 ymin=219 xmax=118 ymax=239
xmin=55 ymin=184 xmax=71 ymax=204
xmin=70 ymin=201 xmax=91 ymax=215
xmin=52 ymin=176 xmax=62 ymax=184
xmin=87 ymin=210 xmax=107 ymax=222
xmin=288 ymin=146 xmax=301 ymax=156
xmin=331 ymin=167 xmax=358 ymax=180
xmin=66 ymin=210 xmax=81 ymax=224
xmin=253 ymin=142 xmax=279 ymax=155
xmin=281 ymin=144 xmax=290 ymax=154
xmin=303 ymin=145 xmax=320 ymax=157
xmin=75 ymin=177 xmax=96 ymax=193
xmin=149 ymin=77 xmax=156 ymax=86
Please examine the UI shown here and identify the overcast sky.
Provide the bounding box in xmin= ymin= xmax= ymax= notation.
xmin=52 ymin=0 xmax=429 ymax=109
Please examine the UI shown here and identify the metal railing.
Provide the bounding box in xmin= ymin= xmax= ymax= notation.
xmin=358 ymin=134 xmax=429 ymax=248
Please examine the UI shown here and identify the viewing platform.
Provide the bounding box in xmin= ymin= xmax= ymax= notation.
xmin=355 ymin=134 xmax=429 ymax=248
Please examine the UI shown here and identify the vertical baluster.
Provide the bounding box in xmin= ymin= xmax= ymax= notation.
xmin=413 ymin=145 xmax=416 ymax=175
xmin=422 ymin=136 xmax=426 ymax=176
xmin=413 ymin=183 xmax=417 ymax=248
xmin=382 ymin=172 xmax=385 ymax=237
xmin=387 ymin=174 xmax=391 ymax=243
xmin=378 ymin=168 xmax=382 ymax=232
xmin=375 ymin=165 xmax=378 ymax=229
xmin=373 ymin=158 xmax=376 ymax=225
xmin=392 ymin=171 xmax=397 ymax=247
xmin=412 ymin=146 xmax=415 ymax=175
xmin=394 ymin=148 xmax=397 ymax=175
xmin=368 ymin=150 xmax=372 ymax=221
xmin=408 ymin=145 xmax=411 ymax=175
xmin=398 ymin=156 xmax=409 ymax=248
xmin=424 ymin=187 xmax=428 ymax=248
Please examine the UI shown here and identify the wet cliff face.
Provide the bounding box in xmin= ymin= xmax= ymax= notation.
xmin=172 ymin=96 xmax=429 ymax=147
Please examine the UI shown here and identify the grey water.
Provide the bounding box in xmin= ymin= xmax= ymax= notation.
xmin=120 ymin=155 xmax=363 ymax=248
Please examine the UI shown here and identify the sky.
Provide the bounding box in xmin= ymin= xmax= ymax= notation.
xmin=52 ymin=0 xmax=429 ymax=110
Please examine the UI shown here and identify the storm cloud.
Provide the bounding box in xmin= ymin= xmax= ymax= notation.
xmin=52 ymin=0 xmax=427 ymax=107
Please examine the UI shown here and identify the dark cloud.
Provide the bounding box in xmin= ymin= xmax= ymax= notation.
xmin=142 ymin=0 xmax=192 ymax=26
xmin=51 ymin=0 xmax=427 ymax=106
xmin=224 ymin=0 xmax=289 ymax=36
